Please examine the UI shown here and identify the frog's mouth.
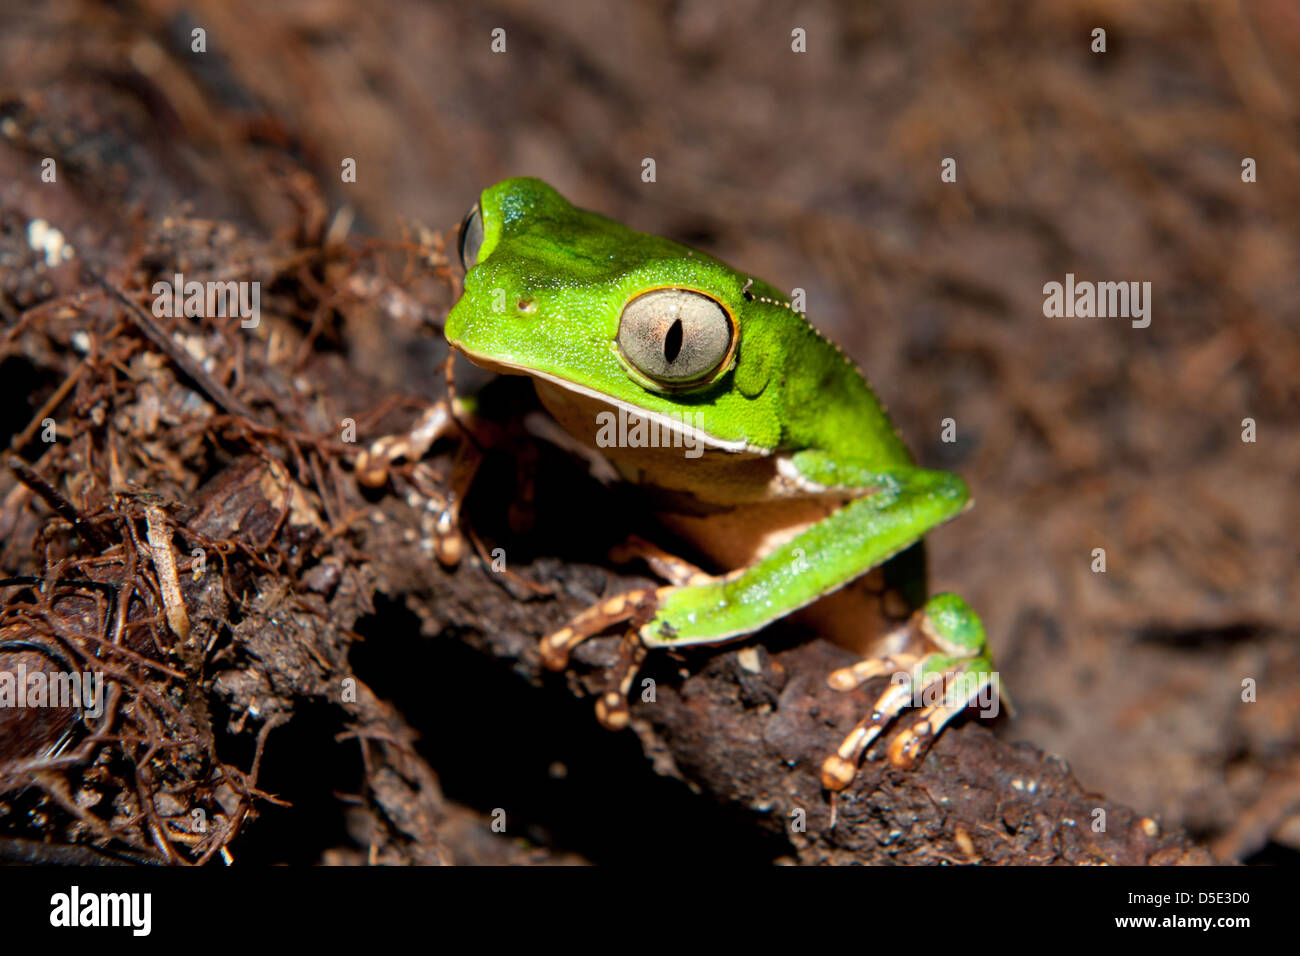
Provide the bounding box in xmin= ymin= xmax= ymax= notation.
xmin=448 ymin=341 xmax=763 ymax=456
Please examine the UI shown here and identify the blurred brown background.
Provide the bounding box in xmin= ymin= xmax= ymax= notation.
xmin=2 ymin=0 xmax=1298 ymax=860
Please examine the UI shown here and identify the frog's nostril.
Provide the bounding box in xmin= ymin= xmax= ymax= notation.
xmin=664 ymin=318 xmax=683 ymax=363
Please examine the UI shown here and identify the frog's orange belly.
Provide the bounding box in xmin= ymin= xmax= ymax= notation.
xmin=531 ymin=379 xmax=917 ymax=656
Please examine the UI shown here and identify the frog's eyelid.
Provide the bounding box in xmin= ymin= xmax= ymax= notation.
xmin=458 ymin=203 xmax=484 ymax=271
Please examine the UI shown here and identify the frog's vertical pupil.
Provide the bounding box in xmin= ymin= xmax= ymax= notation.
xmin=617 ymin=288 xmax=731 ymax=388
xmin=664 ymin=318 xmax=683 ymax=363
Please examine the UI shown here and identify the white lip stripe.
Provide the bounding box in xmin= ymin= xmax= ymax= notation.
xmin=456 ymin=346 xmax=767 ymax=454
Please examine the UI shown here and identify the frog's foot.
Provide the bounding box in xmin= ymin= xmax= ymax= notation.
xmin=538 ymin=587 xmax=657 ymax=672
xmin=354 ymin=398 xmax=488 ymax=566
xmin=355 ymin=399 xmax=459 ymax=488
xmin=541 ymin=538 xmax=709 ymax=728
xmin=820 ymin=593 xmax=998 ymax=791
xmin=421 ymin=439 xmax=485 ymax=566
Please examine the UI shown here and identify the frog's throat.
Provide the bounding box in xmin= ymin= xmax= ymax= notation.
xmin=450 ymin=343 xmax=765 ymax=455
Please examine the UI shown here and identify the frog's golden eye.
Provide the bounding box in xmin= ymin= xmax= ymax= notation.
xmin=458 ymin=203 xmax=484 ymax=271
xmin=617 ymin=288 xmax=733 ymax=387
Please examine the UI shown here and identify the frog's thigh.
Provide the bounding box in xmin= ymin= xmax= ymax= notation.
xmin=641 ymin=469 xmax=968 ymax=648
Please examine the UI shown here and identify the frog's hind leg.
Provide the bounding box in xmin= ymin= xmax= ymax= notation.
xmin=821 ymin=593 xmax=1000 ymax=791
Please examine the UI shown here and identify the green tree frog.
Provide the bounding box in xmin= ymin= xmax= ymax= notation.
xmin=436 ymin=177 xmax=1001 ymax=790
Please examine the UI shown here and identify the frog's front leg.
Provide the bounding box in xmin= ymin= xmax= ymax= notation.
xmin=539 ymin=537 xmax=712 ymax=729
xmin=539 ymin=534 xmax=714 ymax=672
xmin=540 ymin=465 xmax=973 ymax=754
xmin=820 ymin=593 xmax=999 ymax=790
xmin=538 ymin=587 xmax=658 ymax=673
xmin=639 ymin=465 xmax=969 ymax=647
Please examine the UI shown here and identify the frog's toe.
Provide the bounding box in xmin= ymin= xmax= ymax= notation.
xmin=539 ymin=592 xmax=656 ymax=731
xmin=822 ymin=669 xmax=970 ymax=788
xmin=885 ymin=704 xmax=949 ymax=769
xmin=592 ymin=631 xmax=646 ymax=730
xmin=822 ymin=680 xmax=915 ymax=791
xmin=539 ymin=626 xmax=578 ymax=670
xmin=826 ymin=653 xmax=917 ymax=692
xmin=432 ymin=522 xmax=464 ymax=566
xmin=595 ymin=690 xmax=630 ymax=730
xmin=886 ymin=674 xmax=994 ymax=768
xmin=820 ymin=754 xmax=858 ymax=791
xmin=608 ymin=535 xmax=713 ymax=587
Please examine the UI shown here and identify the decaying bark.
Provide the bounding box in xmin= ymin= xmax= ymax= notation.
xmin=399 ymin=499 xmax=1214 ymax=865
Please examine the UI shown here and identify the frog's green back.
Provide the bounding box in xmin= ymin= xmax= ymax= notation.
xmin=446 ymin=177 xmax=914 ymax=471
xmin=736 ymin=287 xmax=914 ymax=469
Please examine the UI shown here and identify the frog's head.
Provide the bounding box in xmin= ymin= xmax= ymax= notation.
xmin=445 ymin=178 xmax=780 ymax=448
